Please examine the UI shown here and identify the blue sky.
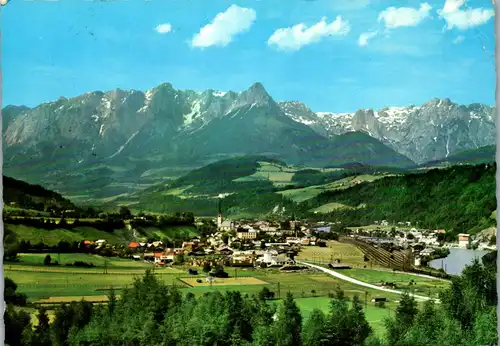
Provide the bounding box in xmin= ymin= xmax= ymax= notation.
xmin=2 ymin=0 xmax=496 ymax=112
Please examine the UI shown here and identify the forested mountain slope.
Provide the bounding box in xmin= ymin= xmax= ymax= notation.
xmin=301 ymin=163 xmax=496 ymax=235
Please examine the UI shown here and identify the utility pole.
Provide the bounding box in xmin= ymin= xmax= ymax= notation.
xmin=365 ymin=291 xmax=368 ymax=309
xmin=277 ymin=282 xmax=281 ymax=299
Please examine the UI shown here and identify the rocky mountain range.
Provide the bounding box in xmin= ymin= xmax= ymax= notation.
xmin=2 ymin=81 xmax=494 ymax=200
xmin=280 ymin=99 xmax=496 ymax=164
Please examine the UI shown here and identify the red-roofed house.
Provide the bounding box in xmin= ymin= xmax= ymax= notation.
xmin=128 ymin=242 xmax=140 ymax=249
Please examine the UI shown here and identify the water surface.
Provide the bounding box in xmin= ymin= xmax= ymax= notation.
xmin=428 ymin=247 xmax=489 ymax=275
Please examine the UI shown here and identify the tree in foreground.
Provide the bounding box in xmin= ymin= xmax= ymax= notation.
xmin=302 ymin=309 xmax=328 ymax=346
xmin=274 ymin=292 xmax=302 ymax=346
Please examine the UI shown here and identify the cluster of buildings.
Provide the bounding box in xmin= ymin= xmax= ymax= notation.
xmin=126 ymin=232 xmax=322 ymax=268
xmin=122 ymin=207 xmax=336 ymax=268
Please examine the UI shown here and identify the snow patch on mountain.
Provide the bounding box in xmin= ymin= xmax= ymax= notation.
xmin=213 ymin=91 xmax=227 ymax=97
xmin=280 ymin=99 xmax=495 ymax=164
xmin=108 ymin=131 xmax=139 ymax=159
xmin=184 ymin=100 xmax=201 ymax=125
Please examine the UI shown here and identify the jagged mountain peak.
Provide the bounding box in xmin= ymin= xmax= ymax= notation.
xmin=424 ymin=97 xmax=454 ymax=107
xmin=278 ymin=97 xmax=495 ymax=164
xmin=280 ymin=101 xmax=313 ymax=112
xmin=236 ymin=82 xmax=273 ymax=106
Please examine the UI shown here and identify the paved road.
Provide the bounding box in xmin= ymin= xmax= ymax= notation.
xmin=297 ymin=261 xmax=439 ymax=302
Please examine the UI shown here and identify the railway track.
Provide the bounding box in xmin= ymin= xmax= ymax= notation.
xmin=341 ymin=237 xmax=412 ymax=270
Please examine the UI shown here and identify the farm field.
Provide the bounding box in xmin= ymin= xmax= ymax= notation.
xmin=9 ymin=255 xmax=412 ymax=338
xmin=7 ymin=259 xmax=403 ymax=305
xmin=333 ymin=268 xmax=450 ymax=299
xmin=311 ymin=202 xmax=354 ymax=214
xmin=277 ymin=174 xmax=385 ymax=203
xmin=346 ymin=224 xmax=412 ymax=231
xmin=275 ymin=297 xmax=395 ymax=337
xmin=7 ymin=224 xmax=129 ymax=245
xmin=12 ymin=253 xmax=177 ymax=269
xmin=5 ymin=269 xmax=186 ymax=301
xmin=6 ymin=223 xmax=200 ymax=245
xmin=4 ymin=206 xmax=51 ymax=216
xmin=233 ymin=161 xmax=296 ymax=187
xmin=296 ymin=241 xmax=385 ymax=268
xmin=180 ymin=277 xmax=268 ymax=287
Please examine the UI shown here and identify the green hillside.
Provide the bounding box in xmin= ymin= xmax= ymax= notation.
xmin=300 ymin=163 xmax=496 ymax=235
xmin=421 ymin=145 xmax=495 ymax=167
xmin=3 ymin=175 xmax=78 ymax=213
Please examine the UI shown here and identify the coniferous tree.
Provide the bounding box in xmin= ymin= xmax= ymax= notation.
xmin=302 ymin=308 xmax=328 ymax=346
xmin=4 ymin=304 xmax=31 ymax=346
xmin=274 ymin=293 xmax=302 ymax=346
xmin=384 ymin=292 xmax=418 ymax=346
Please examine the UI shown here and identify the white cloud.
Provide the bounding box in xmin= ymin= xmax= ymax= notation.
xmin=452 ymin=35 xmax=465 ymax=44
xmin=191 ymin=5 xmax=256 ymax=48
xmin=358 ymin=31 xmax=378 ymax=47
xmin=267 ymin=16 xmax=351 ymax=51
xmin=155 ymin=23 xmax=172 ymax=34
xmin=378 ymin=3 xmax=432 ymax=29
xmin=438 ymin=0 xmax=494 ymax=31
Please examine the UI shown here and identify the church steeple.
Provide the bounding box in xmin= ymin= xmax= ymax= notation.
xmin=217 ymin=198 xmax=223 ymax=228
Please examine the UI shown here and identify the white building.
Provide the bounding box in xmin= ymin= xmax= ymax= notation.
xmin=420 ymin=236 xmax=439 ymax=246
xmin=220 ymin=220 xmax=235 ymax=231
xmin=95 ymin=239 xmax=107 ymax=248
xmin=458 ymin=233 xmax=471 ymax=248
xmin=257 ymin=251 xmax=294 ymax=266
xmin=414 ymin=257 xmax=421 ymax=266
xmin=420 ymin=248 xmax=435 ymax=256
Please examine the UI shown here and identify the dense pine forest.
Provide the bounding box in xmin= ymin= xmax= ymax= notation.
xmin=301 ymin=164 xmax=496 ymax=235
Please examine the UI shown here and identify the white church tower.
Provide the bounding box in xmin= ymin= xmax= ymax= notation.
xmin=217 ymin=198 xmax=223 ymax=229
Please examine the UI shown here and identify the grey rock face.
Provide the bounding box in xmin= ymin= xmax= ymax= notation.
xmin=279 ymin=98 xmax=496 ymax=164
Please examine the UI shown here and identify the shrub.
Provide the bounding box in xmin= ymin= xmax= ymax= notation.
xmin=43 ymin=255 xmax=52 ymax=266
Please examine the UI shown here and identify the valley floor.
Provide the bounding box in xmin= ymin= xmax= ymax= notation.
xmin=7 ymin=240 xmax=449 ymax=337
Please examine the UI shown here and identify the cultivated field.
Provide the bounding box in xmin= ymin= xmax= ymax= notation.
xmin=278 ymin=174 xmax=385 ymax=203
xmin=346 ymin=224 xmax=412 ymax=231
xmin=334 ymin=268 xmax=449 ymax=299
xmin=9 ymin=252 xmax=424 ymax=336
xmin=295 ymin=241 xmax=383 ymax=268
xmin=233 ymin=161 xmax=296 ymax=186
xmin=276 ymin=297 xmax=395 ymax=337
xmin=311 ymin=202 xmax=354 ymax=214
xmin=7 ymin=256 xmax=405 ymax=305
xmin=35 ymin=295 xmax=112 ymax=304
xmin=6 ymin=223 xmax=200 ymax=245
xmin=15 ymin=253 xmax=159 ymax=268
xmin=180 ymin=277 xmax=268 ymax=287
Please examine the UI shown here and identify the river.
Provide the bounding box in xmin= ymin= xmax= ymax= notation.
xmin=428 ymin=247 xmax=489 ymax=275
